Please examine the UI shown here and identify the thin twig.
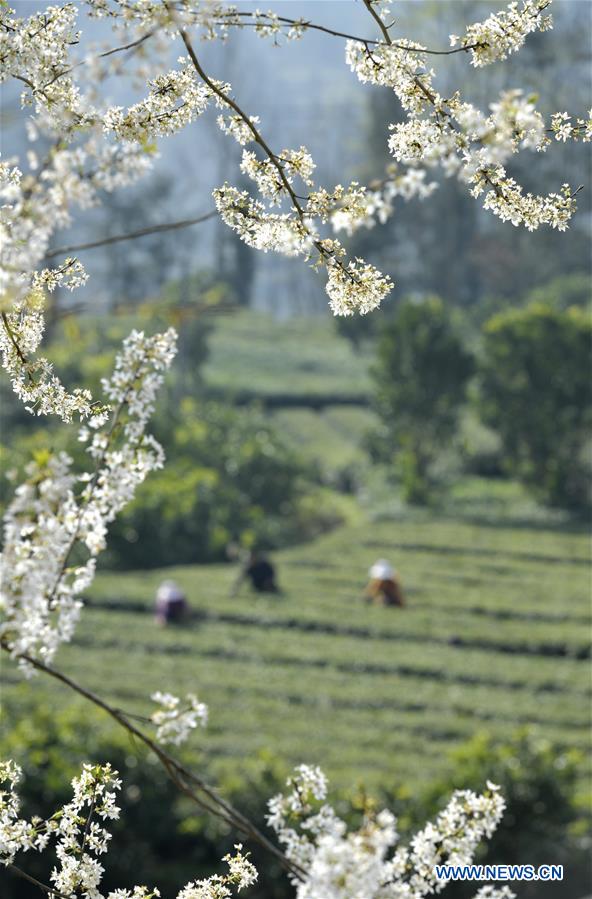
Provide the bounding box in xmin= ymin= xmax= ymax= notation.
xmin=362 ymin=0 xmax=393 ymax=46
xmin=172 ymin=6 xmax=483 ymax=56
xmin=44 ymin=211 xmax=217 ymax=260
xmin=7 ymin=864 xmax=72 ymax=899
xmin=29 ymin=29 xmax=157 ymax=92
xmin=1 ymin=312 xmax=29 ymax=367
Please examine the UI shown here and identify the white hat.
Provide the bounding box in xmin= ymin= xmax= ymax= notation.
xmin=157 ymin=580 xmax=185 ymax=601
xmin=369 ymin=559 xmax=395 ymax=580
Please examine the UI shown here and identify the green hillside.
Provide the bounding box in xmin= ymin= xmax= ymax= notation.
xmin=5 ymin=512 xmax=589 ymax=797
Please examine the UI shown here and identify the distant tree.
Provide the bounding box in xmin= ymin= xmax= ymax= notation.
xmin=370 ymin=297 xmax=473 ymax=503
xmin=97 ymin=174 xmax=197 ymax=308
xmin=104 ymin=399 xmax=319 ymax=568
xmin=479 ymin=303 xmax=592 ymax=509
xmin=523 ymin=271 xmax=592 ymax=311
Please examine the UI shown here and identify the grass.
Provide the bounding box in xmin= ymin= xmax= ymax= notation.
xmin=4 ymin=506 xmax=589 ymax=797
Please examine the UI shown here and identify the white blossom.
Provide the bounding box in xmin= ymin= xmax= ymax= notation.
xmin=214 ymin=185 xmax=313 ymax=256
xmin=267 ymin=766 xmax=512 ymax=899
xmin=0 ymin=298 xmax=97 ymax=421
xmin=178 ymin=845 xmax=257 ymax=898
xmin=325 ymin=258 xmax=393 ymax=316
xmin=0 ymin=329 xmax=177 ymax=672
xmin=104 ymin=60 xmax=213 ymax=142
xmin=346 ymin=38 xmax=437 ymax=115
xmin=216 ymin=113 xmax=260 ymax=145
xmin=550 ymin=109 xmax=592 ymax=143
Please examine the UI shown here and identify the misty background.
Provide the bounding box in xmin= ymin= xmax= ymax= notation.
xmin=2 ymin=0 xmax=591 ymax=317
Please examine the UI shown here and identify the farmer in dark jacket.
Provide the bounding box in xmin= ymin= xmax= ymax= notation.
xmin=232 ymin=550 xmax=281 ymax=595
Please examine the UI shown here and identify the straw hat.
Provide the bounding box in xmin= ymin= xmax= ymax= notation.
xmin=369 ymin=559 xmax=395 ymax=580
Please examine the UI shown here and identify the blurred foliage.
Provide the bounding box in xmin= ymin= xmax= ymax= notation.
xmin=369 ymin=297 xmax=474 ymax=503
xmin=104 ymin=398 xmax=340 ymax=568
xmin=0 ymin=696 xmax=290 ymax=898
xmin=479 ymin=303 xmax=592 ymax=510
xmin=523 ymin=272 xmax=592 ymax=312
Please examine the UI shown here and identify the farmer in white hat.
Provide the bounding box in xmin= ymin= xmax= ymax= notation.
xmin=364 ymin=559 xmax=405 ymax=608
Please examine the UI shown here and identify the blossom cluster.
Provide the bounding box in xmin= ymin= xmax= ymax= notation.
xmin=0 ymin=761 xmax=257 ymax=899
xmin=177 ymin=845 xmax=257 ymax=899
xmin=550 ymin=110 xmax=592 ymax=143
xmin=449 ymin=0 xmax=553 ymax=67
xmin=326 ymin=168 xmax=438 ymax=236
xmin=150 ymin=691 xmax=209 ymax=745
xmin=240 ymin=146 xmax=316 ymax=202
xmin=217 ymin=113 xmax=261 ymax=146
xmin=215 ymin=134 xmax=395 ymax=313
xmin=346 ymin=2 xmax=586 ymax=233
xmin=346 ymin=38 xmax=437 ymax=116
xmin=104 ymin=59 xmax=215 ymax=142
xmin=214 ymin=185 xmax=313 ymax=257
xmin=266 ymin=765 xmax=514 ymax=899
xmin=325 ymin=257 xmax=393 ymax=317
xmin=0 ymin=761 xmax=121 ymax=893
xmin=1 ymin=759 xmax=516 ymax=899
xmin=0 ymin=294 xmax=99 ymax=422
xmin=0 ymin=329 xmax=177 ymax=672
xmin=0 ymin=2 xmax=160 ymax=419
xmin=0 ymin=2 xmax=87 ymax=126
xmin=87 ymin=2 xmax=308 ymax=45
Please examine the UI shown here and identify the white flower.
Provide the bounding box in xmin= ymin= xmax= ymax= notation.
xmin=150 ymin=691 xmax=208 ymax=746
xmin=0 ymin=763 xmax=255 ymax=898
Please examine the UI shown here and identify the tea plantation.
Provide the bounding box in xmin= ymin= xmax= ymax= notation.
xmin=5 ymin=509 xmax=589 ymax=798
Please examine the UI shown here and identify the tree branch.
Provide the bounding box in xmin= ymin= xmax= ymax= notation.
xmin=362 ymin=0 xmax=393 ymax=46
xmin=1 ymin=312 xmax=29 ymax=367
xmin=169 ymin=7 xmax=360 ymax=285
xmin=1 ymin=644 xmax=305 ymax=881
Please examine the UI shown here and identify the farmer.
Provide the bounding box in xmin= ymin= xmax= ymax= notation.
xmin=155 ymin=580 xmax=188 ymax=625
xmin=231 ymin=550 xmax=281 ymax=596
xmin=364 ymin=559 xmax=405 ymax=608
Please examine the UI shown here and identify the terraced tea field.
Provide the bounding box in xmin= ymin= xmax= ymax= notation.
xmin=203 ymin=311 xmax=372 ymax=402
xmin=5 ymin=513 xmax=590 ymax=796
